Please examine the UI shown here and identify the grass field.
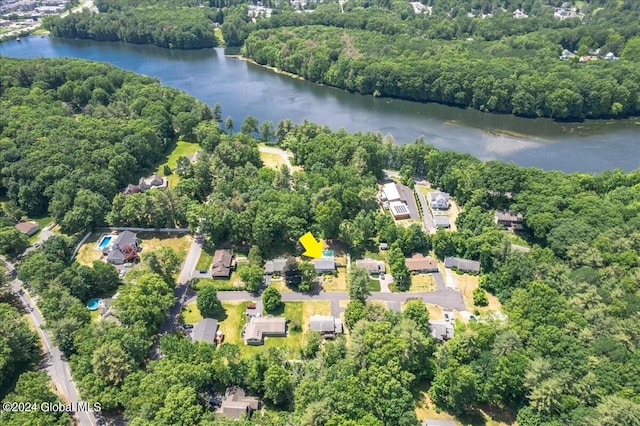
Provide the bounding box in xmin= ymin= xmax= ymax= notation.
xmin=457 ymin=274 xmax=502 ymax=316
xmin=269 ymin=278 xmax=293 ymax=293
xmin=182 ymin=301 xmax=203 ymax=324
xmin=214 ymin=28 xmax=224 ymax=44
xmin=155 ymin=140 xmax=200 ymax=189
xmin=75 ymin=233 xmax=104 ymax=266
xmin=195 ymin=250 xmax=213 ymax=271
xmin=321 ymin=267 xmax=347 ymax=291
xmin=260 ymin=151 xmax=287 ymax=168
xmin=415 ymin=389 xmax=514 ymax=426
xmin=409 ymin=274 xmax=436 ymax=292
xmin=367 ymin=278 xmax=381 ymax=292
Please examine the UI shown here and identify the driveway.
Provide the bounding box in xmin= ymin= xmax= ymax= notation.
xmin=415 ymin=188 xmax=436 ymax=233
xmin=258 ymin=146 xmax=295 ymax=174
xmin=432 ymin=272 xmax=445 ymax=291
xmin=379 ymin=274 xmax=393 ymax=293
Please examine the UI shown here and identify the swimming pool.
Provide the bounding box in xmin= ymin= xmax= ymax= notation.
xmin=97 ymin=235 xmax=113 ymax=249
xmin=86 ymin=298 xmax=100 ymax=310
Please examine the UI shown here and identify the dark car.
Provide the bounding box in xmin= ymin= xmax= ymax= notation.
xmin=199 ymin=269 xmax=207 ymax=274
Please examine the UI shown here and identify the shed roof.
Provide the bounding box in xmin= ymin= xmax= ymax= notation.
xmin=434 ymin=216 xmax=451 ymax=227
xmin=14 ymin=221 xmax=39 ymax=236
xmin=382 ymin=182 xmax=402 ymax=201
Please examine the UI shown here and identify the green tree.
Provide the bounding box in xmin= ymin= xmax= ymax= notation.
xmin=263 ymin=364 xmax=293 ymax=406
xmin=262 ymin=286 xmax=282 ymax=314
xmin=197 ymin=285 xmax=222 ymax=318
xmin=91 ymin=341 xmax=134 ymax=386
xmin=239 ymin=264 xmax=264 ymax=293
xmin=0 ymin=227 xmax=29 ymax=257
xmin=348 ymin=266 xmax=370 ymax=302
xmin=315 ymin=199 xmax=343 ymax=239
xmin=259 ymin=120 xmax=275 ymax=142
xmin=473 ymin=287 xmax=489 ymax=306
xmin=298 ymin=261 xmax=317 ymax=292
xmin=402 ymin=299 xmax=430 ymax=335
xmin=344 ymin=300 xmax=367 ymax=330
xmin=240 ymin=115 xmax=259 ymax=135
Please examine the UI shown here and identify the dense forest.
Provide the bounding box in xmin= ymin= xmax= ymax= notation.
xmin=2 ymin=57 xmax=640 ymax=425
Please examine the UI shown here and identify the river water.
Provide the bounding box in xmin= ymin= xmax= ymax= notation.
xmin=2 ymin=36 xmax=640 ymax=172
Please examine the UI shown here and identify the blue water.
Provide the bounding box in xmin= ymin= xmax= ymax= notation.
xmin=98 ymin=235 xmax=112 ymax=249
xmin=86 ymin=298 xmax=100 ymax=310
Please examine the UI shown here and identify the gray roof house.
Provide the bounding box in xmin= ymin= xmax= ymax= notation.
xmin=355 ymin=258 xmax=385 ymax=274
xmin=428 ymin=320 xmax=455 ymax=342
xmin=14 ymin=221 xmax=40 ymax=237
xmin=428 ymin=191 xmax=450 ymax=210
xmin=217 ymin=386 xmax=261 ymax=419
xmin=313 ymin=256 xmax=335 ymax=274
xmin=422 ymin=419 xmax=457 ymax=426
xmin=494 ymin=210 xmax=524 ymax=230
xmin=106 ymin=231 xmax=139 ymax=265
xmin=264 ymin=257 xmax=287 ymax=275
xmin=309 ymin=314 xmax=343 ymax=336
xmin=444 ymin=256 xmax=481 ymax=274
xmin=211 ymin=249 xmax=233 ymax=278
xmin=243 ymin=316 xmax=287 ymax=345
xmin=434 ymin=216 xmax=451 ymax=228
xmin=191 ymin=318 xmax=219 ymax=343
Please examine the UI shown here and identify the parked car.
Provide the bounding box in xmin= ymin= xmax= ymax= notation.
xmin=199 ymin=269 xmax=207 ymax=274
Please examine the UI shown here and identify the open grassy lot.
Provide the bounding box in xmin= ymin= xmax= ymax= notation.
xmin=194 ymin=263 xmax=250 ymax=290
xmin=321 ymin=267 xmax=347 ymax=291
xmin=367 ymin=278 xmax=381 ymax=292
xmin=415 ymin=389 xmax=513 ymax=426
xmin=155 ymin=140 xmax=200 ymax=189
xmin=409 ymin=274 xmax=436 ymax=292
xmin=182 ymin=301 xmax=203 ymax=324
xmin=75 ymin=233 xmax=104 ymax=266
xmin=218 ymin=301 xmax=248 ymax=347
xmin=196 ymin=250 xmax=213 ymax=271
xmin=260 ymin=151 xmax=287 ymax=169
xmin=269 ymin=278 xmax=293 ymax=293
xmin=458 ymin=274 xmax=502 ymax=316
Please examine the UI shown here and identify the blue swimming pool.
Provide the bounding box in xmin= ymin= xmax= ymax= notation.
xmin=87 ymin=298 xmax=100 ymax=310
xmin=98 ymin=235 xmax=113 ymax=249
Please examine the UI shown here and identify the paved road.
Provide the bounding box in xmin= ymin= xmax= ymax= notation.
xmin=415 ymin=188 xmax=436 ymax=233
xmin=159 ymin=236 xmax=202 ymax=334
xmin=214 ymin=289 xmax=466 ymax=311
xmin=1 ymin=256 xmax=98 ymax=426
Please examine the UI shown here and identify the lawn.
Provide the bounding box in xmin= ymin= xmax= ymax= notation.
xmin=217 ymin=300 xmax=330 ymax=359
xmin=195 ymin=250 xmax=213 ymax=271
xmin=367 ymin=278 xmax=381 ymax=292
xmin=321 ymin=267 xmax=347 ymax=291
xmin=214 ymin=27 xmax=224 ymax=44
xmin=415 ymin=389 xmax=514 ymax=426
xmin=155 ymin=140 xmax=200 ymax=189
xmin=90 ymin=310 xmax=100 ymax=323
xmin=458 ymin=274 xmax=502 ymax=316
xmin=409 ymin=274 xmax=436 ymax=292
xmin=75 ymin=231 xmax=192 ymax=266
xmin=182 ymin=301 xmax=203 ymax=324
xmin=269 ymin=278 xmax=293 ymax=293
xmin=260 ymin=151 xmax=287 ymax=169
xmin=194 ymin=263 xmax=249 ymax=290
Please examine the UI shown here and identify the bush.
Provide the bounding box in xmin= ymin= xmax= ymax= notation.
xmin=289 ymin=318 xmax=301 ymax=332
xmin=262 ymin=286 xmax=282 ymax=314
xmin=473 ymin=287 xmax=489 ymax=307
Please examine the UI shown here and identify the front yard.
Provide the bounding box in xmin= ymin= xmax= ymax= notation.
xmin=320 ymin=267 xmax=347 ymax=291
xmin=409 ymin=274 xmax=436 ymax=292
xmin=457 ymin=274 xmax=502 ymax=316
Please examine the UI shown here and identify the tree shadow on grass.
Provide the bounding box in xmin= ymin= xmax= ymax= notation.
xmin=212 ymin=305 xmax=228 ymax=322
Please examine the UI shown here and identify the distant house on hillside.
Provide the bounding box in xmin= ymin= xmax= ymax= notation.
xmin=355 ymin=258 xmax=385 ymax=275
xmin=14 ymin=221 xmax=39 ymax=237
xmin=444 ymin=256 xmax=480 ymax=274
xmin=405 ymin=254 xmax=438 ymax=273
xmin=217 ymin=387 xmax=261 ymax=419
xmin=211 ymin=249 xmax=233 ymax=278
xmin=122 ymin=174 xmax=167 ymax=195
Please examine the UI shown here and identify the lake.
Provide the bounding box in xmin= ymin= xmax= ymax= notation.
xmin=2 ymin=36 xmax=640 ymax=172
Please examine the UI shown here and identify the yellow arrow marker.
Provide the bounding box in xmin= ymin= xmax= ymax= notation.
xmin=299 ymin=232 xmax=324 ymax=259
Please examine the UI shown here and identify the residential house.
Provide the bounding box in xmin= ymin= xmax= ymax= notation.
xmin=405 ymin=254 xmax=438 ymax=273
xmin=560 ymin=49 xmax=575 ymax=60
xmin=604 ymin=52 xmax=618 ymax=60
xmin=380 ymin=182 xmax=402 ymax=202
xmin=139 ymin=174 xmax=167 ymax=191
xmin=309 ymin=314 xmax=343 ymax=337
xmin=513 ymin=8 xmax=528 ymax=18
xmin=379 ymin=242 xmax=389 ymax=250
xmin=243 ymin=316 xmax=287 ymax=345
xmin=191 ymin=318 xmax=218 ymax=343
xmin=211 ymin=249 xmax=233 ymax=278
xmin=264 ymin=257 xmax=286 ymax=275
xmin=444 ymin=256 xmax=480 ymax=274
xmin=494 ymin=210 xmax=524 ymax=230
xmin=428 ymin=319 xmax=454 ymax=342
xmin=355 ymin=258 xmax=385 ymax=275
xmin=106 ymin=231 xmax=139 ymax=265
xmin=14 ymin=221 xmax=39 ymax=236
xmin=313 ymin=255 xmax=335 ymax=274
xmin=217 ymin=387 xmax=261 ymax=419
xmin=434 ymin=216 xmax=451 ymax=229
xmin=428 ymin=191 xmax=450 ymax=210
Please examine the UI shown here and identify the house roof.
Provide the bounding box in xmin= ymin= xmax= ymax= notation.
xmin=218 ymin=387 xmax=261 ymax=419
xmin=382 ymin=182 xmax=402 ymax=202
xmin=309 ymin=315 xmax=338 ymax=333
xmin=106 ymin=249 xmax=125 ymax=263
xmin=314 ymin=257 xmax=335 ymax=272
xmin=495 ymin=210 xmax=523 ymax=223
xmin=192 ymin=318 xmax=218 ymax=343
xmin=14 ymin=221 xmax=39 ymax=236
xmin=355 ymin=258 xmax=385 ymax=274
xmin=245 ymin=316 xmax=287 ymax=342
xmin=264 ymin=257 xmax=286 ymax=274
xmin=389 ymin=201 xmax=410 ymax=218
xmin=212 ymin=249 xmax=232 ymax=277
xmin=428 ymin=191 xmax=450 ymax=206
xmin=444 ymin=256 xmax=480 ymax=273
xmin=379 ymin=242 xmax=389 ymax=250
xmin=114 ymin=230 xmax=137 ymax=247
xmin=405 ymin=254 xmax=438 ymax=272
xmin=434 ymin=216 xmax=450 ymax=227
xmin=422 ymin=419 xmax=457 ymax=426
xmin=428 ymin=320 xmax=454 ymax=342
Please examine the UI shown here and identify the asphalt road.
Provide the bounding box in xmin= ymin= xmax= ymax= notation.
xmin=1 ymin=256 xmax=98 ymax=426
xmin=212 ymin=288 xmax=466 ymax=311
xmin=415 ymin=188 xmax=437 ymax=233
